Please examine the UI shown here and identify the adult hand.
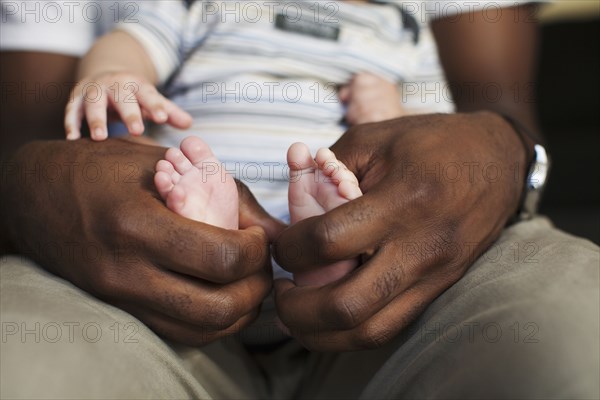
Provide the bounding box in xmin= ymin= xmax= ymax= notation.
xmin=273 ymin=112 xmax=529 ymax=351
xmin=64 ymin=72 xmax=192 ymax=141
xmin=2 ymin=139 xmax=284 ymax=345
xmin=339 ymin=72 xmax=405 ymax=126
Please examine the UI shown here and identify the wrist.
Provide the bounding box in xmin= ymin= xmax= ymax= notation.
xmin=487 ymin=111 xmax=550 ymax=222
xmin=494 ymin=112 xmax=538 ymax=166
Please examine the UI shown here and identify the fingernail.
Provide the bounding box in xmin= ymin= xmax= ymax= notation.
xmin=94 ymin=128 xmax=105 ymax=139
xmin=131 ymin=122 xmax=143 ymax=133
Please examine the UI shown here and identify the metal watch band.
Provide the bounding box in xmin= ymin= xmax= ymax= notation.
xmin=498 ymin=114 xmax=550 ymax=222
xmin=520 ymin=144 xmax=550 ymax=220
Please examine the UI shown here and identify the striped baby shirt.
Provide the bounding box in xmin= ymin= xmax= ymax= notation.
xmin=117 ymin=0 xmax=456 ymax=226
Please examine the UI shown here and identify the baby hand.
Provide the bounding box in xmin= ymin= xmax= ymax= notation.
xmin=65 ymin=72 xmax=192 ymax=141
xmin=339 ymin=72 xmax=405 ymax=126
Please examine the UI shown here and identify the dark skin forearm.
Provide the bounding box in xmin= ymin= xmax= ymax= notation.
xmin=1 ymin=51 xmax=81 ymax=253
xmin=0 ymin=51 xmax=79 ymax=157
xmin=432 ymin=4 xmax=543 ymax=147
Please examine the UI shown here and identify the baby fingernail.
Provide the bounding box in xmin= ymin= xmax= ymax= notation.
xmin=94 ymin=128 xmax=105 ymax=139
xmin=131 ymin=122 xmax=143 ymax=133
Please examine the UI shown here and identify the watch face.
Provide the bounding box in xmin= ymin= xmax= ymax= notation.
xmin=529 ymin=144 xmax=550 ymax=190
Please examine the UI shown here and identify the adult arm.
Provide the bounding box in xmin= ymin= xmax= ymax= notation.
xmin=273 ymin=4 xmax=542 ymax=351
xmin=432 ymin=3 xmax=542 ymax=144
xmin=0 ymin=52 xmax=78 ymax=157
xmin=0 ymin=51 xmax=80 ymax=252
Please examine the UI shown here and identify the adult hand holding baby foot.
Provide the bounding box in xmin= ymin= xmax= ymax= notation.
xmin=287 ymin=143 xmax=363 ymax=287
xmin=274 ymin=112 xmax=529 ymax=351
xmin=3 ymin=139 xmax=283 ymax=346
xmin=339 ymin=72 xmax=406 ymax=126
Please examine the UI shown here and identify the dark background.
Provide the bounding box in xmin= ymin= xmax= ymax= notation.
xmin=537 ymin=17 xmax=600 ymax=244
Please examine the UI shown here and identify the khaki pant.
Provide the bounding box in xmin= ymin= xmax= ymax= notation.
xmin=1 ymin=218 xmax=599 ymax=399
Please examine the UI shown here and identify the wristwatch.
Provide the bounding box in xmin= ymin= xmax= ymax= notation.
xmin=519 ymin=143 xmax=550 ymax=220
xmin=499 ymin=114 xmax=551 ymax=222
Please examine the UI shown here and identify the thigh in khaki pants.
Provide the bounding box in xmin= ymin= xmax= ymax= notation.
xmin=363 ymin=219 xmax=599 ymax=399
xmin=0 ymin=255 xmax=269 ymax=400
xmin=296 ymin=218 xmax=600 ymax=399
xmin=2 ymin=218 xmax=599 ymax=399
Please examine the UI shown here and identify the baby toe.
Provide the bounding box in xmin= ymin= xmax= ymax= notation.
xmin=338 ymin=179 xmax=362 ymax=200
xmin=165 ymin=147 xmax=194 ymax=175
xmin=166 ymin=185 xmax=186 ymax=214
xmin=288 ymin=143 xmax=315 ymax=170
xmin=180 ymin=136 xmax=216 ymax=167
xmin=156 ymin=159 xmax=175 ymax=174
xmin=315 ymin=148 xmax=337 ymax=166
xmin=154 ymin=171 xmax=173 ymax=199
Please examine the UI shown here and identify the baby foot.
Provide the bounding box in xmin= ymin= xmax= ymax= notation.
xmin=287 ymin=143 xmax=363 ymax=286
xmin=154 ymin=136 xmax=238 ymax=229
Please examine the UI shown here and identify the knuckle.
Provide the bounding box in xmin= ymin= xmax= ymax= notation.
xmin=88 ymin=263 xmax=119 ymax=296
xmin=110 ymin=72 xmax=133 ymax=82
xmin=404 ymin=181 xmax=446 ymax=220
xmin=217 ymin=249 xmax=245 ymax=283
xmin=146 ymin=99 xmax=163 ymax=110
xmin=422 ymin=219 xmax=460 ymax=266
xmin=140 ymin=80 xmax=157 ymax=91
xmin=355 ymin=321 xmax=395 ymax=349
xmin=203 ymin=294 xmax=239 ymax=329
xmin=415 ymin=179 xmax=445 ymax=203
xmin=436 ymin=218 xmax=459 ymax=245
xmin=312 ymin=220 xmax=338 ymax=260
xmin=87 ymin=102 xmax=106 ymax=115
xmin=140 ymin=84 xmax=161 ymax=98
xmin=371 ymin=265 xmax=404 ymax=301
xmin=86 ymin=86 xmax=106 ymax=102
xmin=108 ymin=204 xmax=141 ymax=245
xmin=124 ymin=112 xmax=142 ymax=123
xmin=326 ymin=294 xmax=366 ymax=329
